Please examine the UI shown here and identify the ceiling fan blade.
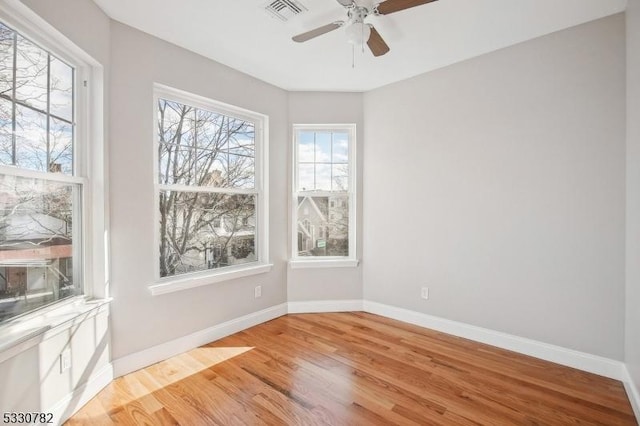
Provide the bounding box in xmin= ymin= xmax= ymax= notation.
xmin=336 ymin=0 xmax=353 ymax=6
xmin=292 ymin=21 xmax=344 ymax=43
xmin=376 ymin=0 xmax=438 ymax=15
xmin=367 ymin=26 xmax=390 ymax=57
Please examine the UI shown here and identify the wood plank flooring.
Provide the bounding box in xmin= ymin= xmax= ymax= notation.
xmin=66 ymin=312 xmax=637 ymax=425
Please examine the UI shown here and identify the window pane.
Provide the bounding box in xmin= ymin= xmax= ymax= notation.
xmin=160 ymin=102 xmax=256 ymax=189
xmin=315 ymin=132 xmax=331 ymax=163
xmin=296 ymin=195 xmax=348 ymax=257
xmin=159 ymin=143 xmax=195 ymax=185
xmin=0 ymin=97 xmax=12 ymax=165
xmin=199 ymin=115 xmax=254 ymax=189
xmin=296 ymin=130 xmax=351 ymax=193
xmin=49 ymin=57 xmax=73 ymax=121
xmin=49 ymin=117 xmax=72 ymax=174
xmin=159 ymin=191 xmax=256 ymax=278
xmin=228 ymin=154 xmax=254 ymax=189
xmin=0 ymin=23 xmax=75 ymax=176
xmin=0 ymin=175 xmax=81 ymax=323
xmin=15 ymin=104 xmax=47 ymax=172
xmin=158 ymin=99 xmax=195 ymax=146
xmin=15 ymin=35 xmax=48 ymax=111
xmin=315 ymin=164 xmax=331 ymax=190
xmin=196 ymin=109 xmax=225 ymax=151
xmin=332 ymin=132 xmax=349 ymax=163
xmin=298 ymin=163 xmax=314 ymax=191
xmin=298 ymin=131 xmax=314 ymax=162
xmin=194 ymin=149 xmax=226 ymax=186
xmin=227 ymin=119 xmax=254 ymax=156
xmin=229 ymin=127 xmax=255 ymax=158
xmin=332 ymin=163 xmax=349 ymax=191
xmin=0 ymin=23 xmax=13 ymax=98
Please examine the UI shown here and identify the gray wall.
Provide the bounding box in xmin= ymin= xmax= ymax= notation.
xmin=287 ymin=92 xmax=364 ymax=302
xmin=5 ymin=3 xmax=635 ymax=419
xmin=363 ymin=14 xmax=626 ymax=359
xmin=108 ymin=22 xmax=289 ymax=360
xmin=626 ymin=0 xmax=640 ymax=397
xmin=21 ymin=0 xmax=110 ymax=66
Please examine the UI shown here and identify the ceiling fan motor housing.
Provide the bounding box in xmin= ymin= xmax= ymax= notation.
xmin=347 ymin=5 xmax=371 ymax=24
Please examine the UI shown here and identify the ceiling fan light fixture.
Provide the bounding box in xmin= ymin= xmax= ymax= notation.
xmin=292 ymin=0 xmax=440 ymax=57
xmin=345 ymin=21 xmax=371 ymax=45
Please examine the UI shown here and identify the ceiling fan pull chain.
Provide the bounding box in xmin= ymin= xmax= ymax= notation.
xmin=352 ymin=44 xmax=355 ymax=68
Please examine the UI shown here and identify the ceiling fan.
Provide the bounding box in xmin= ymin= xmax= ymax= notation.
xmin=292 ymin=0 xmax=438 ymax=57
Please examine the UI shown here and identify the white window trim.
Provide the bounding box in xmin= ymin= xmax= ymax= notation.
xmin=290 ymin=124 xmax=359 ymax=269
xmin=150 ymin=84 xmax=271 ymax=295
xmin=289 ymin=259 xmax=359 ymax=269
xmin=0 ymin=0 xmax=109 ymax=352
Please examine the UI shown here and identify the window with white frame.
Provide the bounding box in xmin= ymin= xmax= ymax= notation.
xmin=292 ymin=125 xmax=356 ymax=261
xmin=155 ymin=85 xmax=267 ymax=281
xmin=0 ymin=20 xmax=84 ymax=323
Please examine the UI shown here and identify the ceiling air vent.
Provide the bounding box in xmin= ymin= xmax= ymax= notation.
xmin=264 ymin=0 xmax=308 ymax=22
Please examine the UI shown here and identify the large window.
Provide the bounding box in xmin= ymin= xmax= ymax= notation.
xmin=0 ymin=20 xmax=82 ymax=323
xmin=292 ymin=125 xmax=356 ymax=265
xmin=154 ymin=85 xmax=268 ymax=284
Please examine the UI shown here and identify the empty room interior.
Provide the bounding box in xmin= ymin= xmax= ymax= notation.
xmin=0 ymin=0 xmax=639 ymax=424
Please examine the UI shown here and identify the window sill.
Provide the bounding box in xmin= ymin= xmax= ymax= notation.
xmin=149 ymin=263 xmax=274 ymax=296
xmin=0 ymin=297 xmax=111 ymax=364
xmin=289 ymin=259 xmax=360 ymax=269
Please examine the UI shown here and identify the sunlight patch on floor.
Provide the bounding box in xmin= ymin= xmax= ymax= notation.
xmin=101 ymin=346 xmax=254 ymax=409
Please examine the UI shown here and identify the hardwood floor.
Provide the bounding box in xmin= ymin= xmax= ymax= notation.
xmin=66 ymin=312 xmax=637 ymax=425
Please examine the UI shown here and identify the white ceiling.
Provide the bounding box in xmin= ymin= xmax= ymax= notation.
xmin=91 ymin=0 xmax=626 ymax=92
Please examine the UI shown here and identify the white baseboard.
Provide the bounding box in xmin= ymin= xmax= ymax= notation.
xmin=287 ymin=299 xmax=363 ymax=313
xmin=363 ymin=301 xmax=625 ymax=381
xmin=113 ymin=303 xmax=288 ymax=377
xmin=112 ymin=300 xmax=363 ymax=377
xmin=622 ymin=365 xmax=640 ymax=421
xmin=107 ymin=298 xmax=633 ymax=415
xmin=45 ymin=300 xmax=640 ymax=424
xmin=49 ymin=363 xmax=114 ymax=426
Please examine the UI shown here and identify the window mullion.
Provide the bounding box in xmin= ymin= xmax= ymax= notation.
xmin=192 ymin=108 xmax=197 ymax=187
xmin=10 ymin=31 xmax=17 ymax=165
xmin=0 ymin=94 xmax=72 ymax=124
xmin=158 ymin=184 xmax=257 ymax=195
xmin=46 ymin=53 xmax=51 ymax=172
xmin=71 ymin=66 xmax=75 ymax=176
xmin=296 ymin=190 xmax=348 ymax=197
xmin=0 ymin=165 xmax=85 ymax=185
xmin=330 ymin=132 xmax=334 ymax=191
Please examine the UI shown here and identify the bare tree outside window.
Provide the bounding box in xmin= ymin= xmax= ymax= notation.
xmin=157 ymin=98 xmax=258 ymax=278
xmin=0 ymin=21 xmax=79 ymax=323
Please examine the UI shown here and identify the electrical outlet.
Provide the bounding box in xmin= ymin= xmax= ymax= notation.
xmin=254 ymin=285 xmax=262 ymax=298
xmin=60 ymin=349 xmax=71 ymax=373
xmin=421 ymin=287 xmax=429 ymax=300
